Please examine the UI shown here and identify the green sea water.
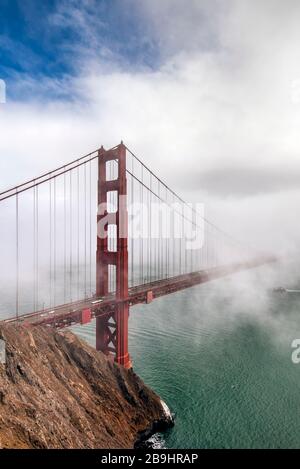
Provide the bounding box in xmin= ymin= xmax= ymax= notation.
xmin=73 ymin=259 xmax=300 ymax=448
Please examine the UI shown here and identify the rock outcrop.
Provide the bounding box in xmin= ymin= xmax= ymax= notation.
xmin=0 ymin=324 xmax=173 ymax=449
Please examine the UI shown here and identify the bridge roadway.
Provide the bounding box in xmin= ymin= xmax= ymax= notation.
xmin=4 ymin=257 xmax=276 ymax=329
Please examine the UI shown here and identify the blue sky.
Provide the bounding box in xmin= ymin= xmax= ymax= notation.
xmin=0 ymin=0 xmax=159 ymax=100
xmin=1 ymin=0 xmax=300 ymax=252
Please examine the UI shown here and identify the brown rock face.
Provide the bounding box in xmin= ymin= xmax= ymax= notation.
xmin=0 ymin=324 xmax=173 ymax=449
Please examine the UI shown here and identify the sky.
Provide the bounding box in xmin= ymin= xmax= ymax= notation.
xmin=0 ymin=0 xmax=300 ymax=255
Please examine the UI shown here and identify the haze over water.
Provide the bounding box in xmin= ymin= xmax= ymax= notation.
xmin=73 ymin=258 xmax=300 ymax=448
xmin=1 ymin=258 xmax=299 ymax=447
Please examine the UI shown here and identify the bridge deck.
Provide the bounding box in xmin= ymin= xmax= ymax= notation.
xmin=3 ymin=257 xmax=276 ymax=329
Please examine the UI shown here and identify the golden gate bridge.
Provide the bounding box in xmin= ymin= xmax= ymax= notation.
xmin=0 ymin=142 xmax=275 ymax=369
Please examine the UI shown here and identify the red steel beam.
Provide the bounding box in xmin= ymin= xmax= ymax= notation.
xmin=4 ymin=256 xmax=277 ymax=330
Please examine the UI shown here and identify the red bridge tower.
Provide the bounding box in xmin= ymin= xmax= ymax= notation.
xmin=96 ymin=143 xmax=131 ymax=369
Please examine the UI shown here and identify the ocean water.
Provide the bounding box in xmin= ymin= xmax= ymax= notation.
xmin=72 ymin=258 xmax=300 ymax=449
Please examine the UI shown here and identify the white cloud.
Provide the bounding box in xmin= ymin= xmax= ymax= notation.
xmin=1 ymin=0 xmax=300 ymax=254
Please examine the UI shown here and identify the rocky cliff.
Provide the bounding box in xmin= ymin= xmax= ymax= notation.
xmin=0 ymin=324 xmax=173 ymax=449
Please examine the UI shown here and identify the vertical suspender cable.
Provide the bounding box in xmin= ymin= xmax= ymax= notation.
xmin=141 ymin=165 xmax=144 ymax=284
xmin=184 ymin=204 xmax=187 ymax=274
xmin=167 ymin=187 xmax=169 ymax=278
xmin=149 ymin=173 xmax=152 ymax=282
xmin=77 ymin=167 xmax=80 ymax=299
xmin=70 ymin=171 xmax=72 ymax=302
xmin=64 ymin=171 xmax=67 ymax=303
xmin=158 ymin=181 xmax=161 ymax=279
xmin=54 ymin=178 xmax=56 ymax=306
xmin=36 ymin=186 xmax=39 ymax=309
xmin=173 ymin=192 xmax=175 ymax=276
xmin=16 ymin=192 xmax=19 ymax=318
xmin=84 ymin=162 xmax=87 ymax=298
xmin=131 ymin=157 xmax=134 ymax=287
xmin=154 ymin=180 xmax=157 ymax=280
xmin=147 ymin=177 xmax=150 ymax=283
xmin=179 ymin=199 xmax=182 ymax=275
xmin=49 ymin=180 xmax=52 ymax=307
xmin=89 ymin=159 xmax=92 ymax=295
xmin=190 ymin=204 xmax=193 ymax=273
xmin=33 ymin=185 xmax=36 ymax=311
